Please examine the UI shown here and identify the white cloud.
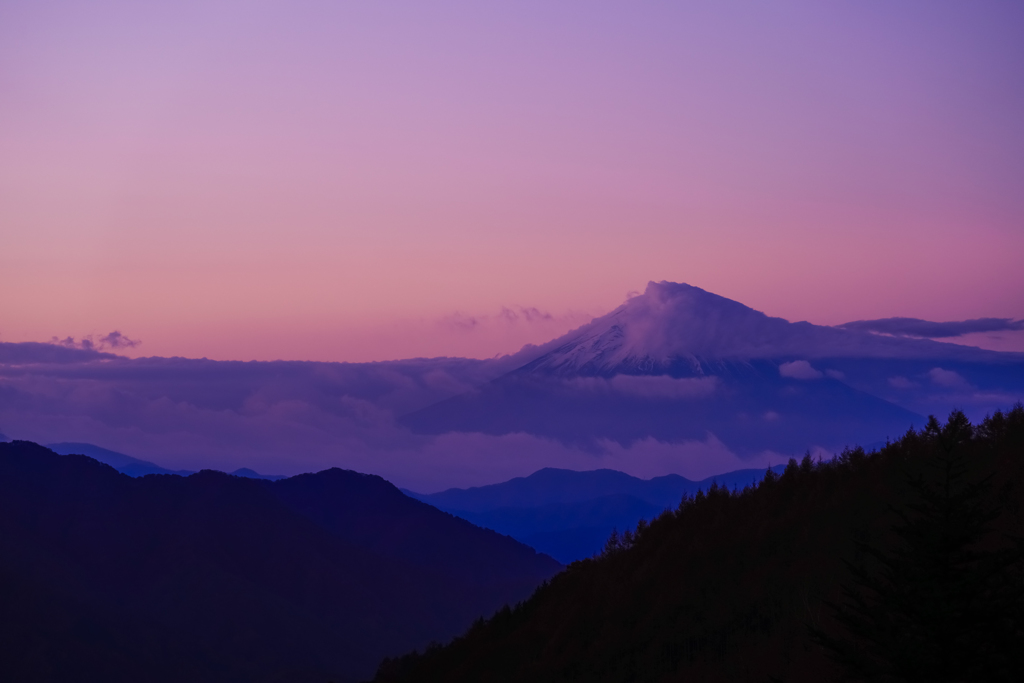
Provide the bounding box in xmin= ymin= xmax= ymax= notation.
xmin=888 ymin=376 xmax=915 ymax=389
xmin=779 ymin=360 xmax=823 ymax=380
xmin=927 ymin=367 xmax=970 ymax=388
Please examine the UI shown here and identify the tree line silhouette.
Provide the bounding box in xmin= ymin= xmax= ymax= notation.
xmin=374 ymin=407 xmax=1024 ymax=682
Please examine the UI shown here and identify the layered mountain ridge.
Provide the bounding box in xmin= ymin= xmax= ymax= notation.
xmin=0 ymin=441 xmax=561 ymax=682
xmin=406 ymin=465 xmax=788 ymax=563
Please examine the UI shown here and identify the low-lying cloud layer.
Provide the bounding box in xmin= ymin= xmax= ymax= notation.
xmin=4 ymin=285 xmax=1021 ymax=492
xmin=839 ymin=317 xmax=1024 ymax=339
xmin=0 ymin=341 xmax=772 ymax=491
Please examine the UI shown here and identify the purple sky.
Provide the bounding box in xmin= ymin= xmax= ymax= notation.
xmin=2 ymin=1 xmax=1023 ymax=362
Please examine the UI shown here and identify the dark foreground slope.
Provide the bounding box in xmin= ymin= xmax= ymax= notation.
xmin=0 ymin=443 xmax=560 ymax=683
xmin=375 ymin=408 xmax=1024 ymax=683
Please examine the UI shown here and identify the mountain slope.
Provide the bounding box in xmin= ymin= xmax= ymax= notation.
xmin=374 ymin=408 xmax=1024 ymax=683
xmin=515 ymin=281 xmax=1014 ymax=377
xmin=402 ymin=282 xmax=1024 ymax=454
xmin=47 ymin=442 xmax=195 ymax=476
xmin=0 ymin=442 xmax=560 ymax=683
xmin=48 ymin=443 xmax=289 ymax=479
xmin=411 ymin=466 xmax=792 ymax=512
xmin=408 ymin=466 xmax=786 ymax=563
xmin=270 ymin=468 xmax=563 ymax=598
xmin=440 ymin=495 xmax=662 ymax=564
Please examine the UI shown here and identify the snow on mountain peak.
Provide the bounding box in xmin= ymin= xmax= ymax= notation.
xmin=515 ymin=281 xmax=1001 ymax=376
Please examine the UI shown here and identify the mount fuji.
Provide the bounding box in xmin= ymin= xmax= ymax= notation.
xmin=403 ymin=282 xmax=1024 ymax=455
xmin=2 ymin=281 xmax=1021 ymax=486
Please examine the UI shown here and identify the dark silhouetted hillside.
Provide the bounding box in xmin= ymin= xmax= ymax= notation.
xmin=0 ymin=443 xmax=560 ymax=683
xmin=374 ymin=407 xmax=1024 ymax=683
xmin=270 ymin=468 xmax=564 ymax=600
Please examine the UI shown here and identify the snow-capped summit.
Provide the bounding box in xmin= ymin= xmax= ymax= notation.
xmin=515 ymin=281 xmax=1000 ymax=377
xmin=402 ymin=281 xmax=1023 ymax=453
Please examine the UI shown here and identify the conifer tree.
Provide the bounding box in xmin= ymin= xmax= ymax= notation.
xmin=815 ymin=411 xmax=1023 ymax=682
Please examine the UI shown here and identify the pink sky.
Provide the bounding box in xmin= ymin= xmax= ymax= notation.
xmin=2 ymin=1 xmax=1023 ymax=362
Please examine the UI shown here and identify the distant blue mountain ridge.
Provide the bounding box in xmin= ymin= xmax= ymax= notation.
xmin=44 ymin=440 xmax=786 ymax=563
xmin=405 ymin=465 xmax=787 ymax=563
xmin=46 ymin=442 xmax=286 ymax=480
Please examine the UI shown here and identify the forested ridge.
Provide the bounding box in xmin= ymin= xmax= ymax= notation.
xmin=374 ymin=407 xmax=1024 ymax=683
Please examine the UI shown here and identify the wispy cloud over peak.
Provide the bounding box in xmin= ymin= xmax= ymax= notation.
xmin=99 ymin=331 xmax=140 ymax=349
xmin=500 ymin=306 xmax=554 ymax=324
xmin=779 ymin=360 xmax=823 ymax=380
xmin=50 ymin=331 xmax=140 ymax=352
xmin=440 ymin=307 xmax=589 ymax=335
xmin=439 ymin=313 xmax=482 ymax=332
xmin=838 ymin=317 xmax=1024 ymax=339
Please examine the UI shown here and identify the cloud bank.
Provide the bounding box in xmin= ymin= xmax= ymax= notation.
xmin=839 ymin=317 xmax=1024 ymax=339
xmin=779 ymin=360 xmax=823 ymax=380
xmin=0 ymin=341 xmax=762 ymax=491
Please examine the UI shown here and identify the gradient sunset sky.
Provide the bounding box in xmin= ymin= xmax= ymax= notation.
xmin=3 ymin=1 xmax=1022 ymax=362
